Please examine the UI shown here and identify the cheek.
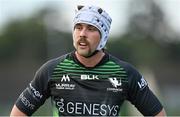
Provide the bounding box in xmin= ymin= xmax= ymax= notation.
xmin=93 ymin=34 xmax=101 ymax=47
xmin=72 ymin=32 xmax=77 ymax=47
xmin=73 ymin=32 xmax=77 ymax=42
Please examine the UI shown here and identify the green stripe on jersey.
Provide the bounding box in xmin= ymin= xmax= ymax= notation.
xmin=52 ymin=58 xmax=127 ymax=81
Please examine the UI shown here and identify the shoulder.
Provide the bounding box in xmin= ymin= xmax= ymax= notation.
xmin=108 ymin=53 xmax=138 ymax=74
xmin=36 ymin=53 xmax=70 ymax=75
xmin=108 ymin=53 xmax=142 ymax=83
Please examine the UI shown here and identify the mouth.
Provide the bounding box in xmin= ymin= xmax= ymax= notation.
xmin=78 ymin=39 xmax=89 ymax=47
xmin=77 ymin=37 xmax=89 ymax=49
xmin=79 ymin=42 xmax=87 ymax=46
xmin=78 ymin=42 xmax=88 ymax=49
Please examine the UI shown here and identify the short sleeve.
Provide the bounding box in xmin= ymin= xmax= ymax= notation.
xmin=15 ymin=61 xmax=52 ymax=116
xmin=126 ymin=65 xmax=163 ymax=116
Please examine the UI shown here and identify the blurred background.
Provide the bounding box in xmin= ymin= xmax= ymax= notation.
xmin=0 ymin=0 xmax=180 ymax=116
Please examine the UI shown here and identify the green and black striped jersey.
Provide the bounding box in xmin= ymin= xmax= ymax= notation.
xmin=15 ymin=51 xmax=163 ymax=116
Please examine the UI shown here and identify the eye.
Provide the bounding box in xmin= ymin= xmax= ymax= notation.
xmin=88 ymin=26 xmax=98 ymax=31
xmin=74 ymin=24 xmax=82 ymax=30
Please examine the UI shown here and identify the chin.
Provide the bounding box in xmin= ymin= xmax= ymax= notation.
xmin=79 ymin=52 xmax=89 ymax=57
xmin=77 ymin=50 xmax=91 ymax=57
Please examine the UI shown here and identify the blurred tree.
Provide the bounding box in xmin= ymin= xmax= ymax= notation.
xmin=0 ymin=12 xmax=47 ymax=61
xmin=108 ymin=36 xmax=166 ymax=66
xmin=0 ymin=6 xmax=73 ymax=62
xmin=108 ymin=0 xmax=180 ymax=66
xmin=0 ymin=6 xmax=73 ymax=115
xmin=127 ymin=0 xmax=165 ymax=39
xmin=107 ymin=0 xmax=180 ymax=115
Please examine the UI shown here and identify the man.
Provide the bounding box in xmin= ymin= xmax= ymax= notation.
xmin=10 ymin=5 xmax=166 ymax=116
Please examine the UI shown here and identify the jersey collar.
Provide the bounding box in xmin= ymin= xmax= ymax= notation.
xmin=70 ymin=51 xmax=109 ymax=69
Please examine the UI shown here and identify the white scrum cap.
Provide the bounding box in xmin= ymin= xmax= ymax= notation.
xmin=73 ymin=5 xmax=112 ymax=50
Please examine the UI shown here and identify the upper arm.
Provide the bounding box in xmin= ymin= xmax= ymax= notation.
xmin=12 ymin=61 xmax=52 ymax=116
xmin=10 ymin=105 xmax=27 ymax=116
xmin=155 ymin=108 xmax=166 ymax=116
xmin=126 ymin=65 xmax=164 ymax=116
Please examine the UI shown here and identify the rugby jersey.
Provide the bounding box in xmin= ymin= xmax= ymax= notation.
xmin=15 ymin=51 xmax=163 ymax=116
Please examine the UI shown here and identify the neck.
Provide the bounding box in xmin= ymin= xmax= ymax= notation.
xmin=75 ymin=50 xmax=105 ymax=67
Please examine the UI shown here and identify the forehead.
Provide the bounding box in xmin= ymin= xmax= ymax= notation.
xmin=75 ymin=23 xmax=97 ymax=28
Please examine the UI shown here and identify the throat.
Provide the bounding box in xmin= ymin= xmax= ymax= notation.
xmin=75 ymin=51 xmax=105 ymax=68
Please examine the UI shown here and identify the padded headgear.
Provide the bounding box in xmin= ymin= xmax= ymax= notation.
xmin=73 ymin=5 xmax=112 ymax=50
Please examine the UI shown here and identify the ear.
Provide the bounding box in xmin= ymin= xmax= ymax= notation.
xmin=77 ymin=5 xmax=84 ymax=10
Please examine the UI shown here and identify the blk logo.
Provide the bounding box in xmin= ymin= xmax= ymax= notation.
xmin=81 ymin=75 xmax=99 ymax=80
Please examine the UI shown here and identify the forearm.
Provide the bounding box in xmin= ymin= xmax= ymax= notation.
xmin=10 ymin=105 xmax=27 ymax=116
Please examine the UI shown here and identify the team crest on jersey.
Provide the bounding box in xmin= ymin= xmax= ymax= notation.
xmin=109 ymin=78 xmax=122 ymax=88
xmin=107 ymin=78 xmax=123 ymax=92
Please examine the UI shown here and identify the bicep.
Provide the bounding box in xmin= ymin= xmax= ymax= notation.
xmin=128 ymin=86 xmax=163 ymax=116
xmin=10 ymin=105 xmax=27 ymax=116
xmin=12 ymin=62 xmax=51 ymax=115
xmin=127 ymin=66 xmax=163 ymax=115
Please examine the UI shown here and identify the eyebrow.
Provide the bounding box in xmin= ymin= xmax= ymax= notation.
xmin=75 ymin=23 xmax=95 ymax=27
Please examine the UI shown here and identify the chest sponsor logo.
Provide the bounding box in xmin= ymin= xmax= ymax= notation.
xmin=81 ymin=75 xmax=99 ymax=80
xmin=55 ymin=75 xmax=75 ymax=90
xmin=107 ymin=78 xmax=123 ymax=92
xmin=55 ymin=83 xmax=75 ymax=90
xmin=56 ymin=98 xmax=119 ymax=116
xmin=61 ymin=75 xmax=70 ymax=82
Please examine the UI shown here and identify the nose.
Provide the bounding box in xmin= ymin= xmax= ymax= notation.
xmin=79 ymin=28 xmax=87 ymax=37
